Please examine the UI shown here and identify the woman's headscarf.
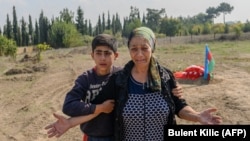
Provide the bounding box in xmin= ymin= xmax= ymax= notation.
xmin=128 ymin=27 xmax=161 ymax=92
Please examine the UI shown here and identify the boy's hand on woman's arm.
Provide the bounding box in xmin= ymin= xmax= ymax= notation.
xmin=95 ymin=99 xmax=115 ymax=114
xmin=172 ymin=84 xmax=184 ymax=98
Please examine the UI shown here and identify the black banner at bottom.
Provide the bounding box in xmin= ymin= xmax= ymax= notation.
xmin=165 ymin=125 xmax=250 ymax=141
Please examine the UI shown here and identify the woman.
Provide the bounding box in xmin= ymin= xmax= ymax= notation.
xmin=113 ymin=26 xmax=222 ymax=141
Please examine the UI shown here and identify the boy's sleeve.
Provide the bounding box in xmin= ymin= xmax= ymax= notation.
xmin=167 ymin=68 xmax=188 ymax=116
xmin=62 ymin=75 xmax=96 ymax=117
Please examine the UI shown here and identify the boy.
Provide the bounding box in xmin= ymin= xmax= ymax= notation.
xmin=62 ymin=34 xmax=120 ymax=141
xmin=45 ymin=34 xmax=183 ymax=141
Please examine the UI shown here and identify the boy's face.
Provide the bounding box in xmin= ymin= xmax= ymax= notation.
xmin=91 ymin=46 xmax=118 ymax=76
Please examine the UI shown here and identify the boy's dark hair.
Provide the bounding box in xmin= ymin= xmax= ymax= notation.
xmin=91 ymin=34 xmax=118 ymax=53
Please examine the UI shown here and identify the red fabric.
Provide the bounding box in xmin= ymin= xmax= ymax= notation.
xmin=83 ymin=134 xmax=88 ymax=141
xmin=173 ymin=71 xmax=186 ymax=79
xmin=174 ymin=65 xmax=204 ymax=80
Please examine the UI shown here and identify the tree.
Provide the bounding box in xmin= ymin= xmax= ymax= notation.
xmin=28 ymin=15 xmax=33 ymax=45
xmin=111 ymin=15 xmax=116 ymax=35
xmin=49 ymin=21 xmax=81 ymax=48
xmin=191 ymin=24 xmax=203 ymax=35
xmin=160 ymin=17 xmax=180 ymax=43
xmin=111 ymin=13 xmax=122 ymax=35
xmin=142 ymin=13 xmax=146 ymax=26
xmin=96 ymin=15 xmax=102 ymax=34
xmin=12 ymin=6 xmax=19 ymax=46
xmin=84 ymin=19 xmax=88 ymax=35
xmin=129 ymin=6 xmax=140 ymax=21
xmin=195 ymin=13 xmax=211 ymax=24
xmin=75 ymin=6 xmax=84 ymax=35
xmin=107 ymin=11 xmax=111 ymax=30
xmin=243 ymin=21 xmax=250 ymax=32
xmin=88 ymin=20 xmax=92 ymax=36
xmin=34 ymin=20 xmax=39 ymax=45
xmin=0 ymin=35 xmax=17 ymax=59
xmin=102 ymin=13 xmax=106 ymax=33
xmin=230 ymin=22 xmax=243 ymax=38
xmin=122 ymin=6 xmax=141 ymax=37
xmin=5 ymin=14 xmax=12 ymax=39
xmin=21 ymin=17 xmax=28 ymax=46
xmin=39 ymin=11 xmax=50 ymax=43
xmin=146 ymin=8 xmax=165 ymax=32
xmin=202 ymin=22 xmax=212 ymax=34
xmin=115 ymin=13 xmax=122 ymax=33
xmin=49 ymin=21 xmax=65 ymax=48
xmin=206 ymin=7 xmax=219 ymax=24
xmin=217 ymin=2 xmax=234 ymax=24
xmin=211 ymin=23 xmax=225 ymax=39
xmin=60 ymin=8 xmax=74 ymax=24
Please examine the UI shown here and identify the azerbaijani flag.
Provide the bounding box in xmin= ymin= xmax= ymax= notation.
xmin=203 ymin=45 xmax=215 ymax=80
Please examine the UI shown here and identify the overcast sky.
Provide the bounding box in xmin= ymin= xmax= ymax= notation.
xmin=0 ymin=0 xmax=249 ymax=29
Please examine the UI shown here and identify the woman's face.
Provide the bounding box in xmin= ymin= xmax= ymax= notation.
xmin=128 ymin=36 xmax=152 ymax=67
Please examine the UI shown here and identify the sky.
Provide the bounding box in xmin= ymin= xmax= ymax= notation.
xmin=0 ymin=0 xmax=249 ymax=29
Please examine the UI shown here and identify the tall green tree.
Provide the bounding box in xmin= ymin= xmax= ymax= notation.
xmin=60 ymin=8 xmax=74 ymax=24
xmin=96 ymin=15 xmax=102 ymax=35
xmin=107 ymin=11 xmax=111 ymax=30
xmin=122 ymin=18 xmax=129 ymax=37
xmin=88 ymin=20 xmax=92 ymax=36
xmin=34 ymin=20 xmax=39 ymax=45
xmin=206 ymin=7 xmax=219 ymax=24
xmin=129 ymin=6 xmax=140 ymax=21
xmin=102 ymin=13 xmax=106 ymax=32
xmin=217 ymin=2 xmax=234 ymax=24
xmin=21 ymin=17 xmax=28 ymax=46
xmin=12 ymin=6 xmax=19 ymax=46
xmin=28 ymin=15 xmax=33 ymax=45
xmin=84 ymin=19 xmax=88 ymax=35
xmin=142 ymin=13 xmax=146 ymax=26
xmin=115 ymin=13 xmax=122 ymax=33
xmin=111 ymin=13 xmax=122 ymax=35
xmin=146 ymin=8 xmax=165 ymax=32
xmin=5 ymin=14 xmax=12 ymax=39
xmin=75 ymin=6 xmax=84 ymax=35
xmin=195 ymin=13 xmax=211 ymax=24
xmin=111 ymin=15 xmax=116 ymax=35
xmin=39 ymin=11 xmax=50 ymax=43
xmin=122 ymin=6 xmax=141 ymax=37
xmin=17 ymin=26 xmax=21 ymax=46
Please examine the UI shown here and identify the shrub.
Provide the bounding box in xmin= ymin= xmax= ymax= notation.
xmin=0 ymin=36 xmax=17 ymax=59
xmin=36 ymin=42 xmax=51 ymax=62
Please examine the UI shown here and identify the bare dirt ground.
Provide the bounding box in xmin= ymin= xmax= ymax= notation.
xmin=0 ymin=45 xmax=250 ymax=141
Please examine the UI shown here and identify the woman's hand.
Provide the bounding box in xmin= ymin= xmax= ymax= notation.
xmin=198 ymin=108 xmax=222 ymax=125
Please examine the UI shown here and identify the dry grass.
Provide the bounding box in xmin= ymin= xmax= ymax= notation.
xmin=0 ymin=39 xmax=250 ymax=141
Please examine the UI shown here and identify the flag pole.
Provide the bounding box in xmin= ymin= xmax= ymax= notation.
xmin=203 ymin=44 xmax=209 ymax=80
